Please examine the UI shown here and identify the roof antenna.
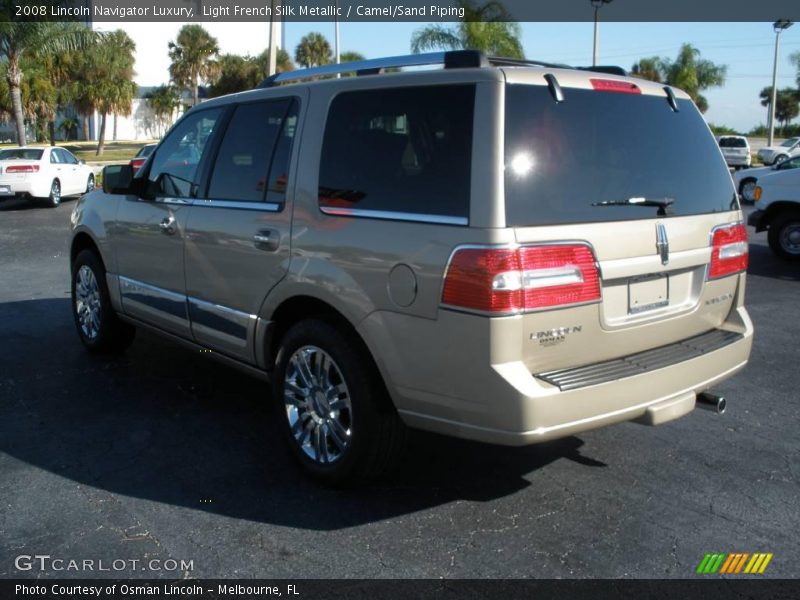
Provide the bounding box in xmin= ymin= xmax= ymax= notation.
xmin=544 ymin=73 xmax=564 ymax=103
xmin=664 ymin=86 xmax=679 ymax=112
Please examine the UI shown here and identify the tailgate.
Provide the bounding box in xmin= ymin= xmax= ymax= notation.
xmin=513 ymin=213 xmax=744 ymax=373
xmin=501 ymin=79 xmax=746 ymax=374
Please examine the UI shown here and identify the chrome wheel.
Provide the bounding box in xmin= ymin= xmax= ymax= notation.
xmin=741 ymin=180 xmax=757 ymax=202
xmin=50 ymin=180 xmax=61 ymax=206
xmin=284 ymin=345 xmax=352 ymax=464
xmin=779 ymin=221 xmax=800 ymax=255
xmin=75 ymin=265 xmax=101 ymax=339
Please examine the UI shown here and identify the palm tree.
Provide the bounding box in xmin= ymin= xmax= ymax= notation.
xmin=58 ymin=116 xmax=79 ymax=141
xmin=340 ymin=51 xmax=366 ymax=63
xmin=146 ymin=85 xmax=181 ymax=137
xmin=70 ymin=30 xmax=137 ymax=155
xmin=410 ymin=1 xmax=524 ymax=59
xmin=168 ymin=25 xmax=219 ymax=107
xmin=631 ymin=58 xmax=663 ymax=83
xmin=294 ymin=32 xmax=333 ymax=68
xmin=0 ymin=22 xmax=98 ymax=146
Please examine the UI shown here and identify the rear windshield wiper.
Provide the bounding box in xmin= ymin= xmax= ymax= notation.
xmin=592 ymin=196 xmax=674 ymax=216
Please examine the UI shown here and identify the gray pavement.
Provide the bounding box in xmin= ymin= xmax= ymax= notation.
xmin=0 ymin=197 xmax=798 ymax=579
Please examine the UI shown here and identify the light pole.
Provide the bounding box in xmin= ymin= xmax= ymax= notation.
xmin=768 ymin=19 xmax=793 ymax=146
xmin=591 ymin=0 xmax=613 ymax=67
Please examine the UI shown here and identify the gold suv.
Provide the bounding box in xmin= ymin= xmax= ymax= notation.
xmin=69 ymin=51 xmax=753 ymax=484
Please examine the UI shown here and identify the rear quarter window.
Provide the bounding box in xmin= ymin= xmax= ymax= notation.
xmin=318 ymin=84 xmax=474 ymax=223
xmin=504 ymin=84 xmax=738 ymax=226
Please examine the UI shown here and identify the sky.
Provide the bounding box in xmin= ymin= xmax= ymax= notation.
xmin=107 ymin=21 xmax=800 ymax=132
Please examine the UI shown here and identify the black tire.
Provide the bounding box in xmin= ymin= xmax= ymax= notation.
xmin=86 ymin=174 xmax=95 ymax=193
xmin=46 ymin=179 xmax=61 ymax=208
xmin=768 ymin=212 xmax=800 ymax=261
xmin=774 ymin=154 xmax=789 ymax=165
xmin=272 ymin=319 xmax=406 ymax=485
xmin=71 ymin=249 xmax=136 ymax=353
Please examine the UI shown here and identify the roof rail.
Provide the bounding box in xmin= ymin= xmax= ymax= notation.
xmin=257 ymin=49 xmax=627 ymax=88
xmin=258 ymin=50 xmax=488 ymax=87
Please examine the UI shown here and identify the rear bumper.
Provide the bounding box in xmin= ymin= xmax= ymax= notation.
xmin=361 ymin=304 xmax=753 ymax=447
xmin=724 ymin=156 xmax=751 ymax=167
xmin=0 ymin=179 xmax=46 ymax=198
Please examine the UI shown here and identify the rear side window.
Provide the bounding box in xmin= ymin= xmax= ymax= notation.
xmin=208 ymin=98 xmax=298 ymax=204
xmin=719 ymin=137 xmax=748 ymax=148
xmin=504 ymin=85 xmax=738 ymax=226
xmin=318 ymin=85 xmax=474 ymax=222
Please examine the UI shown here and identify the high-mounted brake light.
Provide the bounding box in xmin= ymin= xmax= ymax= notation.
xmin=5 ymin=164 xmax=39 ymax=173
xmin=590 ymin=78 xmax=641 ymax=94
xmin=442 ymin=244 xmax=601 ymax=314
xmin=709 ymin=223 xmax=748 ymax=280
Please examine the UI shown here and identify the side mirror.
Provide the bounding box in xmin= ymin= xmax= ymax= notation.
xmin=102 ymin=164 xmax=134 ymax=194
xmin=79 ymin=159 xmax=86 ymax=165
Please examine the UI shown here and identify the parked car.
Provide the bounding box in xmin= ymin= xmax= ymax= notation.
xmin=129 ymin=143 xmax=157 ymax=172
xmin=733 ymin=154 xmax=800 ymax=202
xmin=748 ymin=166 xmax=800 ymax=259
xmin=717 ymin=135 xmax=751 ymax=169
xmin=0 ymin=147 xmax=95 ymax=207
xmin=756 ymin=137 xmax=800 ymax=166
xmin=69 ymin=51 xmax=753 ymax=484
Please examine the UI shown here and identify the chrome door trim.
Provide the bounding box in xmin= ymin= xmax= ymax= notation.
xmin=320 ymin=206 xmax=468 ymax=226
xmin=192 ymin=199 xmax=282 ymax=212
xmin=119 ymin=276 xmax=188 ymax=320
xmin=187 ymin=296 xmax=257 ymax=346
xmin=155 ymin=196 xmax=192 ymax=206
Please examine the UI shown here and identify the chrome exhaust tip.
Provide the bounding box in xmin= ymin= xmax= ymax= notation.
xmin=697 ymin=392 xmax=726 ymax=414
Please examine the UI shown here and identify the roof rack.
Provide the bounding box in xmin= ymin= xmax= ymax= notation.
xmin=258 ymin=50 xmax=626 ymax=88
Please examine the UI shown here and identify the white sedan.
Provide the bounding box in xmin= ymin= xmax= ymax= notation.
xmin=0 ymin=147 xmax=95 ymax=208
xmin=733 ymin=154 xmax=800 ymax=202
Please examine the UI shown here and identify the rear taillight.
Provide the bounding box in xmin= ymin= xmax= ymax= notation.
xmin=709 ymin=223 xmax=748 ymax=280
xmin=130 ymin=158 xmax=146 ymax=170
xmin=5 ymin=164 xmax=39 ymax=173
xmin=590 ymin=78 xmax=641 ymax=94
xmin=442 ymin=244 xmax=601 ymax=314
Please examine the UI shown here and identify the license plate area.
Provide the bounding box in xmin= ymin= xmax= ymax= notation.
xmin=628 ymin=273 xmax=669 ymax=314
xmin=0 ymin=185 xmax=11 ymax=195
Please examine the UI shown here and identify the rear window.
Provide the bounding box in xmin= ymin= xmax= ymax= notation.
xmin=719 ymin=137 xmax=748 ymax=148
xmin=504 ymin=85 xmax=737 ymax=226
xmin=318 ymin=85 xmax=474 ymax=223
xmin=0 ymin=149 xmax=43 ymax=161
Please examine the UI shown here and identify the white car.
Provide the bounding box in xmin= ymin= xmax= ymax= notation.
xmin=717 ymin=135 xmax=751 ymax=169
xmin=0 ymin=147 xmax=95 ymax=208
xmin=756 ymin=137 xmax=800 ymax=166
xmin=733 ymin=154 xmax=800 ymax=202
xmin=748 ymin=165 xmax=800 ymax=259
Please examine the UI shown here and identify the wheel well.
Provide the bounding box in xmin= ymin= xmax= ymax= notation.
xmin=265 ymin=295 xmax=395 ymax=409
xmin=267 ymin=296 xmax=358 ymax=363
xmin=70 ymin=232 xmax=102 ymax=270
xmin=762 ymin=202 xmax=800 ymax=228
xmin=739 ymin=176 xmax=756 ymax=188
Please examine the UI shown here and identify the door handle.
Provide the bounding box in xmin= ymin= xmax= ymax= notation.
xmin=253 ymin=229 xmax=280 ymax=251
xmin=159 ymin=215 xmax=176 ymax=235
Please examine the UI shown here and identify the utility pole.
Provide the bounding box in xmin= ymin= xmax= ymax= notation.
xmin=768 ymin=20 xmax=793 ymax=146
xmin=268 ymin=0 xmax=280 ymax=76
xmin=591 ymin=0 xmax=613 ymax=67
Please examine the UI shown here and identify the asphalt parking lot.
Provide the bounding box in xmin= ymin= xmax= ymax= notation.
xmin=0 ymin=196 xmax=798 ymax=579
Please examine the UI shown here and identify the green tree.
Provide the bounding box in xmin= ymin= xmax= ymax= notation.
xmin=630 ymin=44 xmax=726 ymax=112
xmin=255 ymin=48 xmax=294 ymax=74
xmin=168 ymin=25 xmax=219 ymax=107
xmin=340 ymin=51 xmax=366 ymax=63
xmin=0 ymin=56 xmax=56 ymax=143
xmin=58 ymin=116 xmax=79 ymax=141
xmin=630 ymin=57 xmax=663 ymax=82
xmin=0 ymin=21 xmax=98 ymax=146
xmin=791 ymin=51 xmax=800 ymax=87
xmin=70 ymin=30 xmax=137 ymax=156
xmin=410 ymin=1 xmax=523 ymax=58
xmin=759 ymin=86 xmax=800 ymax=133
xmin=295 ymin=32 xmax=332 ymax=68
xmin=145 ymin=85 xmax=181 ymax=137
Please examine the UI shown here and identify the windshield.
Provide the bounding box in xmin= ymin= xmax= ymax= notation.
xmin=0 ymin=149 xmax=43 ymax=161
xmin=780 ymin=138 xmax=799 ymax=147
xmin=504 ymin=85 xmax=737 ymax=226
xmin=719 ymin=137 xmax=747 ymax=148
